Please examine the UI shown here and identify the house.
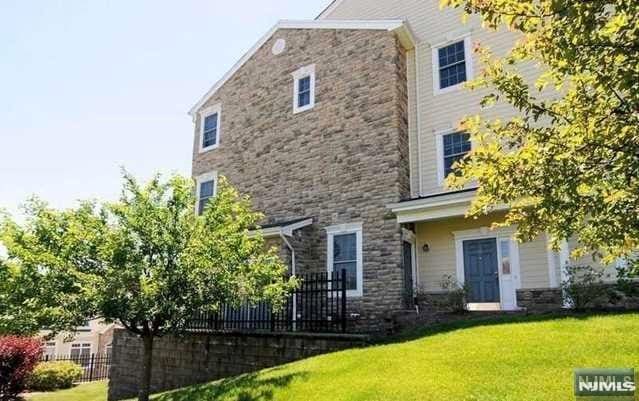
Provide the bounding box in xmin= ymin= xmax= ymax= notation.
xmin=188 ymin=0 xmax=613 ymax=331
xmin=40 ymin=319 xmax=115 ymax=360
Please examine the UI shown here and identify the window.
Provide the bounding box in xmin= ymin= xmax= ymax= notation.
xmin=199 ymin=104 xmax=221 ymax=152
xmin=70 ymin=343 xmax=91 ymax=366
xmin=432 ymin=36 xmax=472 ymax=94
xmin=43 ymin=342 xmax=56 ymax=359
xmin=77 ymin=320 xmax=90 ymax=331
xmin=499 ymin=239 xmax=511 ymax=275
xmin=326 ymin=223 xmax=363 ymax=297
xmin=196 ymin=172 xmax=217 ymax=215
xmin=292 ymin=64 xmax=316 ymax=113
xmin=437 ymin=131 xmax=471 ymax=183
xmin=298 ymin=76 xmax=311 ymax=108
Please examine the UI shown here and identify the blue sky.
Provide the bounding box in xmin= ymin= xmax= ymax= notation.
xmin=0 ymin=0 xmax=329 ymax=218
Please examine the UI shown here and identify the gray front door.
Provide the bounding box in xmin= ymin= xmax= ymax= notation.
xmin=463 ymin=238 xmax=500 ymax=303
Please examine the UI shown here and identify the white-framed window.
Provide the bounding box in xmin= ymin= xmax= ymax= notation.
xmin=431 ymin=35 xmax=473 ymax=95
xmin=199 ymin=104 xmax=222 ymax=152
xmin=70 ymin=343 xmax=92 ymax=366
xmin=436 ymin=130 xmax=471 ymax=185
xmin=195 ymin=172 xmax=218 ymax=215
xmin=77 ymin=320 xmax=90 ymax=331
xmin=292 ymin=64 xmax=316 ymax=114
xmin=326 ymin=222 xmax=363 ymax=297
xmin=43 ymin=341 xmax=56 ymax=359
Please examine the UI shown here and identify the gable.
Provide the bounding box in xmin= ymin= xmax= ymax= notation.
xmin=188 ymin=19 xmax=415 ymax=118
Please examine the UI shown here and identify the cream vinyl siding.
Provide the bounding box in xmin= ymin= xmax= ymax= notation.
xmin=323 ymin=0 xmax=543 ymax=196
xmin=415 ymin=213 xmax=551 ymax=292
xmin=565 ymin=238 xmax=620 ymax=282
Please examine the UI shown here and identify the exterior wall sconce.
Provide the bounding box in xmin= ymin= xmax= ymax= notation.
xmin=422 ymin=243 xmax=430 ymax=252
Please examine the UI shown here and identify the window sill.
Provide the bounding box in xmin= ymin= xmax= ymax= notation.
xmin=293 ymin=104 xmax=315 ymax=114
xmin=199 ymin=144 xmax=219 ymax=153
xmin=433 ymin=82 xmax=465 ymax=96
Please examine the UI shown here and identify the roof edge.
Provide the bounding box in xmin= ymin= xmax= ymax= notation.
xmin=316 ymin=0 xmax=344 ymax=20
xmin=188 ymin=19 xmax=412 ymax=118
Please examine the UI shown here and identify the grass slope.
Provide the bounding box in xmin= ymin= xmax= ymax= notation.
xmin=152 ymin=313 xmax=638 ymax=401
xmin=27 ymin=313 xmax=639 ymax=401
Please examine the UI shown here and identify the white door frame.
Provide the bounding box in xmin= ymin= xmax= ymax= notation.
xmin=453 ymin=227 xmax=521 ymax=311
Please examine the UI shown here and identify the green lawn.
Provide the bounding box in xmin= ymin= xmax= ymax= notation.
xmin=27 ymin=313 xmax=639 ymax=401
xmin=26 ymin=381 xmax=107 ymax=401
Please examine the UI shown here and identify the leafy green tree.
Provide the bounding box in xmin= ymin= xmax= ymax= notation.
xmin=0 ymin=247 xmax=78 ymax=336
xmin=0 ymin=173 xmax=293 ymax=401
xmin=441 ymin=0 xmax=639 ymax=270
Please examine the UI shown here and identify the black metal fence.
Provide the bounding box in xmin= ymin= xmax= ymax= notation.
xmin=41 ymin=353 xmax=111 ymax=382
xmin=188 ymin=269 xmax=348 ymax=333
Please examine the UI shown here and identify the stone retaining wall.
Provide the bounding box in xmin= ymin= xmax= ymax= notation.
xmin=107 ymin=329 xmax=368 ymax=401
xmin=516 ymin=288 xmax=564 ymax=312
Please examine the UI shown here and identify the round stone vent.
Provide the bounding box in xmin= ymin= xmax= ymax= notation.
xmin=272 ymin=38 xmax=286 ymax=55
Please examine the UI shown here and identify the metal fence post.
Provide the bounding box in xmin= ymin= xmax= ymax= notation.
xmin=88 ymin=354 xmax=95 ymax=382
xmin=341 ymin=269 xmax=347 ymax=332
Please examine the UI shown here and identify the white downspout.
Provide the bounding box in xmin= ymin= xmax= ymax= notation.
xmin=280 ymin=233 xmax=296 ymax=331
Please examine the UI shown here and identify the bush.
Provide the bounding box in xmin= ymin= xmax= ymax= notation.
xmin=0 ymin=336 xmax=42 ymax=401
xmin=438 ymin=274 xmax=470 ymax=313
xmin=27 ymin=360 xmax=84 ymax=391
xmin=561 ymin=265 xmax=609 ymax=310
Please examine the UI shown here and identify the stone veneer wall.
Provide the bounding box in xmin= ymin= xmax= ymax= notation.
xmin=192 ymin=28 xmax=411 ymax=331
xmin=516 ymin=288 xmax=564 ymax=312
xmin=108 ymin=329 xmax=368 ymax=401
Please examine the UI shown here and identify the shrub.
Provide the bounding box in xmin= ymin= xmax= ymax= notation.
xmin=438 ymin=274 xmax=469 ymax=313
xmin=561 ymin=265 xmax=608 ymax=310
xmin=0 ymin=336 xmax=42 ymax=401
xmin=616 ymin=266 xmax=639 ymax=297
xmin=27 ymin=361 xmax=84 ymax=391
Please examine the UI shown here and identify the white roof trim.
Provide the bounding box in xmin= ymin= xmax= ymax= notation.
xmin=388 ymin=191 xmax=509 ymax=224
xmin=188 ymin=19 xmax=413 ymax=118
xmin=250 ymin=218 xmax=314 ymax=238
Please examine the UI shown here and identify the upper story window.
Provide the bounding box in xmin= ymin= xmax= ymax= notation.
xmin=196 ymin=172 xmax=217 ymax=215
xmin=326 ymin=223 xmax=363 ymax=297
xmin=292 ymin=64 xmax=316 ymax=114
xmin=432 ymin=36 xmax=473 ymax=95
xmin=199 ymin=104 xmax=222 ymax=152
xmin=437 ymin=131 xmax=471 ymax=184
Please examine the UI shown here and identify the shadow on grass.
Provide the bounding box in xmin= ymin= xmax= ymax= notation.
xmin=151 ymin=369 xmax=308 ymax=401
xmin=386 ymin=310 xmax=638 ymax=345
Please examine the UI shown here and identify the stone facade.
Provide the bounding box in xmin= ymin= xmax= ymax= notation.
xmin=516 ymin=288 xmax=564 ymax=312
xmin=108 ymin=329 xmax=368 ymax=401
xmin=192 ymin=28 xmax=411 ymax=330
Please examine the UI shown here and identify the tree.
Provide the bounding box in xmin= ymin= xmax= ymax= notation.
xmin=0 ymin=251 xmax=77 ymax=336
xmin=441 ymin=0 xmax=639 ymax=270
xmin=0 ymin=173 xmax=294 ymax=401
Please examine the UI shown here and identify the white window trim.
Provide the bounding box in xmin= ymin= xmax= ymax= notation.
xmin=431 ymin=34 xmax=473 ymax=96
xmin=195 ymin=171 xmax=218 ymax=214
xmin=70 ymin=342 xmax=93 ymax=354
xmin=435 ymin=128 xmax=473 ymax=186
xmin=326 ymin=222 xmax=363 ymax=297
xmin=292 ymin=64 xmax=316 ymax=114
xmin=199 ymin=104 xmax=222 ymax=153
